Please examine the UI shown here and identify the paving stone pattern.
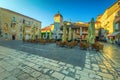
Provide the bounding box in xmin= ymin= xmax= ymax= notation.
xmin=0 ymin=44 xmax=120 ymax=80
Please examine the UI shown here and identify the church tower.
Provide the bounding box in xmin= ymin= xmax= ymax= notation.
xmin=53 ymin=11 xmax=63 ymax=40
xmin=54 ymin=11 xmax=63 ymax=31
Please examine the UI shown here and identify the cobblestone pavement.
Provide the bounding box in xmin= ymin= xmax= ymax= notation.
xmin=0 ymin=40 xmax=86 ymax=67
xmin=0 ymin=42 xmax=120 ymax=80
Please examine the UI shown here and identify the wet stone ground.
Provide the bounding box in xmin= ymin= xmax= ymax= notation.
xmin=0 ymin=40 xmax=120 ymax=80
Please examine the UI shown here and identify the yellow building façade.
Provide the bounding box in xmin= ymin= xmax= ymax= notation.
xmin=95 ymin=1 xmax=120 ymax=34
xmin=0 ymin=7 xmax=41 ymax=40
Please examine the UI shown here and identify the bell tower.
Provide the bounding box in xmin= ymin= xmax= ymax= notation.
xmin=53 ymin=11 xmax=63 ymax=40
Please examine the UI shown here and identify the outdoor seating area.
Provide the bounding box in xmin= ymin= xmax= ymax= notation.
xmin=79 ymin=41 xmax=89 ymax=50
xmin=24 ymin=38 xmax=104 ymax=51
xmin=92 ymin=42 xmax=104 ymax=51
xmin=56 ymin=41 xmax=78 ymax=48
xmin=79 ymin=41 xmax=104 ymax=51
xmin=21 ymin=18 xmax=105 ymax=51
xmin=24 ymin=39 xmax=55 ymax=44
xmin=55 ymin=40 xmax=104 ymax=51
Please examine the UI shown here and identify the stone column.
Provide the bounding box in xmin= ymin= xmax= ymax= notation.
xmin=39 ymin=28 xmax=41 ymax=39
xmin=49 ymin=29 xmax=52 ymax=40
xmin=80 ymin=27 xmax=82 ymax=40
xmin=73 ymin=29 xmax=76 ymax=41
xmin=62 ymin=24 xmax=67 ymax=42
xmin=68 ymin=27 xmax=72 ymax=41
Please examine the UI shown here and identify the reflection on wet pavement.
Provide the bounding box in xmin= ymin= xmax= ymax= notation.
xmin=0 ymin=40 xmax=120 ymax=80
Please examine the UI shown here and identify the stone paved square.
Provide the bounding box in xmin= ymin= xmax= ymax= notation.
xmin=0 ymin=40 xmax=120 ymax=80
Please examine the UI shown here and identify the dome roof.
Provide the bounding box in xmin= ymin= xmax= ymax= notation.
xmin=54 ymin=11 xmax=63 ymax=18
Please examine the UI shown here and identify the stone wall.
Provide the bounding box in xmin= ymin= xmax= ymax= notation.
xmin=0 ymin=8 xmax=41 ymax=40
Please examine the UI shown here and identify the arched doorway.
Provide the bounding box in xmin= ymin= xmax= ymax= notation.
xmin=12 ymin=35 xmax=16 ymax=40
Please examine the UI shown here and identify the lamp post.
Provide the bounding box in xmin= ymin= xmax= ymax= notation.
xmin=62 ymin=23 xmax=67 ymax=42
xmin=49 ymin=29 xmax=52 ymax=40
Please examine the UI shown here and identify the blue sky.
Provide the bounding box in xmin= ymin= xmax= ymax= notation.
xmin=0 ymin=0 xmax=116 ymax=28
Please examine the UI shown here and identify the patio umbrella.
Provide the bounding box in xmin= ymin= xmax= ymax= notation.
xmin=39 ymin=29 xmax=41 ymax=39
xmin=56 ymin=30 xmax=58 ymax=39
xmin=49 ymin=29 xmax=52 ymax=40
xmin=45 ymin=31 xmax=48 ymax=39
xmin=88 ymin=18 xmax=95 ymax=44
xmin=80 ymin=27 xmax=82 ymax=40
xmin=73 ymin=30 xmax=76 ymax=41
xmin=68 ymin=27 xmax=72 ymax=41
xmin=62 ymin=24 xmax=67 ymax=42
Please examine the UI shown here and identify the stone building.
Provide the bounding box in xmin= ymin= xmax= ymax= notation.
xmin=41 ymin=25 xmax=54 ymax=39
xmin=53 ymin=11 xmax=63 ymax=40
xmin=0 ymin=7 xmax=41 ymax=40
xmin=95 ymin=0 xmax=120 ymax=34
xmin=41 ymin=11 xmax=89 ymax=41
xmin=112 ymin=1 xmax=120 ymax=44
xmin=114 ymin=0 xmax=120 ymax=33
xmin=41 ymin=11 xmax=63 ymax=40
xmin=61 ymin=21 xmax=89 ymax=41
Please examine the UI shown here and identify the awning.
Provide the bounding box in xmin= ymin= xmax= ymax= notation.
xmin=107 ymin=31 xmax=120 ymax=37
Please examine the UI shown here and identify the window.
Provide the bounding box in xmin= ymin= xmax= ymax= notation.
xmin=12 ymin=17 xmax=16 ymax=22
xmin=11 ymin=23 xmax=12 ymax=28
xmin=23 ymin=19 xmax=25 ymax=24
xmin=20 ymin=26 xmax=22 ymax=31
xmin=115 ymin=23 xmax=119 ymax=30
xmin=4 ymin=23 xmax=8 ymax=31
xmin=28 ymin=21 xmax=31 ymax=25
xmin=4 ymin=33 xmax=8 ymax=39
xmin=20 ymin=34 xmax=22 ymax=39
xmin=36 ymin=24 xmax=38 ymax=27
xmin=5 ymin=23 xmax=8 ymax=26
